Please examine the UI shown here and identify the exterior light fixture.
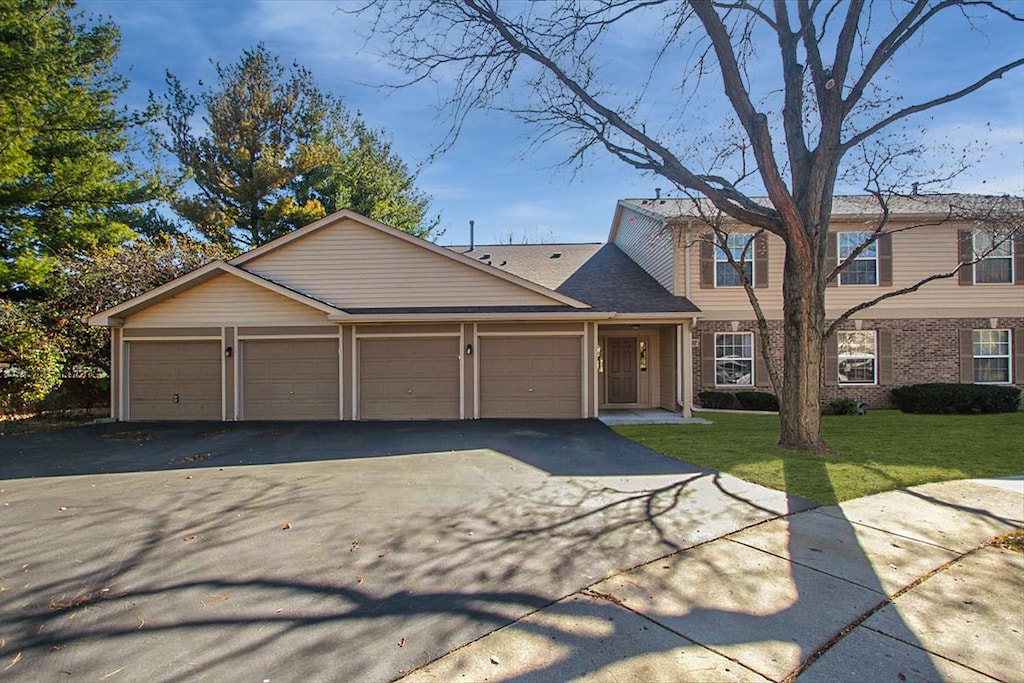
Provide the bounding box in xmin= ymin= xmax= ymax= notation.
xmin=225 ymin=346 xmax=233 ymax=358
xmin=465 ymin=343 xmax=473 ymax=356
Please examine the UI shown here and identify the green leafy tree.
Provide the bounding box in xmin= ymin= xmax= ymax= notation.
xmin=0 ymin=0 xmax=161 ymax=296
xmin=0 ymin=300 xmax=63 ymax=411
xmin=158 ymin=44 xmax=439 ymax=248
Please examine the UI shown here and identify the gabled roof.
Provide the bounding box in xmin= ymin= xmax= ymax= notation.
xmin=617 ymin=193 xmax=1023 ymax=223
xmin=445 ymin=243 xmax=700 ymax=314
xmin=230 ymin=209 xmax=589 ymax=309
xmin=87 ymin=261 xmax=345 ymax=327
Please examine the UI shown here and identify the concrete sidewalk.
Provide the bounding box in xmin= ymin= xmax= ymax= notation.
xmin=402 ymin=478 xmax=1024 ymax=683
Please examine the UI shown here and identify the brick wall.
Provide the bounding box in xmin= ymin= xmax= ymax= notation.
xmin=692 ymin=317 xmax=1024 ymax=409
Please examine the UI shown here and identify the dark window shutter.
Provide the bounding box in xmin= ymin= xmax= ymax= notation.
xmin=825 ymin=233 xmax=838 ymax=288
xmin=877 ymin=329 xmax=893 ymax=385
xmin=1014 ymin=231 xmax=1024 ymax=286
xmin=700 ymin=331 xmax=716 ymax=387
xmin=824 ymin=331 xmax=838 ymax=386
xmin=753 ymin=331 xmax=770 ymax=387
xmin=700 ymin=239 xmax=714 ymax=288
xmin=1015 ymin=328 xmax=1024 ymax=383
xmin=959 ymin=329 xmax=974 ymax=383
xmin=958 ymin=230 xmax=974 ymax=286
xmin=877 ymin=233 xmax=893 ymax=286
xmin=754 ymin=234 xmax=769 ymax=288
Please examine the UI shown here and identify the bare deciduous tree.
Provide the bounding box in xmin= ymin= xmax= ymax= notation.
xmin=354 ymin=0 xmax=1023 ymax=452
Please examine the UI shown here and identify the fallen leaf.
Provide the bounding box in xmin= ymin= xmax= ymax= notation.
xmin=355 ymin=575 xmax=364 ymax=584
xmin=350 ymin=540 xmax=360 ymax=551
xmin=200 ymin=595 xmax=229 ymax=608
xmin=275 ymin=608 xmax=283 ymax=614
xmin=99 ymin=665 xmax=126 ymax=680
xmin=490 ymin=655 xmax=500 ymax=665
xmin=58 ymin=506 xmax=68 ymax=511
xmin=397 ymin=638 xmax=406 ymax=647
xmin=136 ymin=616 xmax=145 ymax=630
xmin=51 ymin=644 xmax=64 ymax=651
xmin=3 ymin=652 xmax=21 ymax=671
xmin=282 ymin=522 xmax=292 ymax=530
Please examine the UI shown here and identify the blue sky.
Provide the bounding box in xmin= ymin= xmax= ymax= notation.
xmin=79 ymin=0 xmax=1024 ymax=245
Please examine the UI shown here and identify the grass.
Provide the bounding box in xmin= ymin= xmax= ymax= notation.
xmin=613 ymin=410 xmax=1024 ymax=505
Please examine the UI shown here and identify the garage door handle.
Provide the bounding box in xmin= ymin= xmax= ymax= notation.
xmin=527 ymin=388 xmax=534 ymax=392
xmin=407 ymin=390 xmax=413 ymax=394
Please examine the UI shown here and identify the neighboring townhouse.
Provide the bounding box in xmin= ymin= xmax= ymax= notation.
xmin=610 ymin=194 xmax=1024 ymax=408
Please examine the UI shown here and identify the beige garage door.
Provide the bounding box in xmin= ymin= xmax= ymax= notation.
xmin=480 ymin=336 xmax=582 ymax=419
xmin=242 ymin=339 xmax=339 ymax=420
xmin=129 ymin=341 xmax=221 ymax=420
xmin=359 ymin=337 xmax=460 ymax=420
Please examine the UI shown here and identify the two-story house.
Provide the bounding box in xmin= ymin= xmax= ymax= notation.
xmin=608 ymin=194 xmax=1024 ymax=410
xmin=88 ymin=195 xmax=1022 ymax=422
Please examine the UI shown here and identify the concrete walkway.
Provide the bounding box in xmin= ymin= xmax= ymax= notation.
xmin=598 ymin=409 xmax=711 ymax=425
xmin=402 ymin=478 xmax=1024 ymax=683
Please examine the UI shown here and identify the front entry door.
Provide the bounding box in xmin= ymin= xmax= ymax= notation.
xmin=607 ymin=337 xmax=638 ymax=403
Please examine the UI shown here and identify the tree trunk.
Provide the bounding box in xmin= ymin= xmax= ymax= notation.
xmin=778 ymin=235 xmax=830 ymax=453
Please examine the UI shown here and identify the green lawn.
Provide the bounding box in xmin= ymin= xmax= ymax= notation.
xmin=612 ymin=411 xmax=1024 ymax=505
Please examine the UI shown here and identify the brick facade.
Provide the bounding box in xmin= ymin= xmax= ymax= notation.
xmin=692 ymin=317 xmax=1024 ymax=409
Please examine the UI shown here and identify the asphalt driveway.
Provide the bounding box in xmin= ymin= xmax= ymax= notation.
xmin=0 ymin=420 xmax=810 ymax=681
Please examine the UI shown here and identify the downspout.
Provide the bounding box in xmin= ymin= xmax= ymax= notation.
xmin=684 ymin=218 xmax=693 ymax=299
xmin=683 ymin=317 xmax=695 ymax=417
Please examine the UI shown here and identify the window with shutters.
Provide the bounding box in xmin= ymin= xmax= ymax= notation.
xmin=973 ymin=329 xmax=1011 ymax=383
xmin=837 ymin=330 xmax=876 ymax=384
xmin=973 ymin=233 xmax=1014 ymax=284
xmin=838 ymin=232 xmax=878 ymax=285
xmin=715 ymin=235 xmax=754 ymax=287
xmin=715 ymin=332 xmax=753 ymax=386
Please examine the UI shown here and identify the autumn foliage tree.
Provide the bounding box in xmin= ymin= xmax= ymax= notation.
xmin=157 ymin=44 xmax=438 ymax=248
xmin=356 ymin=0 xmax=1023 ymax=452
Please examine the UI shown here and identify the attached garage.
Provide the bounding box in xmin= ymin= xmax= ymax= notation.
xmin=241 ymin=339 xmax=339 ymax=420
xmin=479 ymin=336 xmax=583 ymax=419
xmin=358 ymin=337 xmax=460 ymax=419
xmin=128 ymin=341 xmax=222 ymax=420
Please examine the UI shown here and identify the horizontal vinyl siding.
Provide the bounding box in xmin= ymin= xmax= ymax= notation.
xmin=684 ymin=222 xmax=1024 ymax=320
xmin=244 ymin=218 xmax=558 ymax=307
xmin=124 ymin=274 xmax=329 ymax=327
xmin=613 ymin=207 xmax=675 ymax=291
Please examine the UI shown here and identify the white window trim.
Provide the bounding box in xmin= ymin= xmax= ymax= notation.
xmin=973 ymin=329 xmax=1013 ymax=385
xmin=972 ymin=232 xmax=1015 ymax=285
xmin=714 ymin=235 xmax=755 ymax=288
xmin=714 ymin=331 xmax=754 ymax=387
xmin=837 ymin=330 xmax=878 ymax=386
xmin=837 ymin=232 xmax=879 ymax=287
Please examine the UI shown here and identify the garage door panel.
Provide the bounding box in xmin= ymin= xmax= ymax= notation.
xmin=129 ymin=341 xmax=222 ymax=421
xmin=359 ymin=337 xmax=460 ymax=420
xmin=480 ymin=336 xmax=582 ymax=419
xmin=242 ymin=339 xmax=339 ymax=420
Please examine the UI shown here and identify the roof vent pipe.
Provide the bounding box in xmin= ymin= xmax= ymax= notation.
xmin=911 ymin=182 xmax=919 ymax=196
xmin=469 ymin=220 xmax=475 ymax=251
xmin=655 ymin=187 xmax=662 ymax=199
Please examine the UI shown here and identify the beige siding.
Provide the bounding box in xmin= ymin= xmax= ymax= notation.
xmin=124 ymin=274 xmax=329 ymax=327
xmin=613 ymin=207 xmax=675 ymax=291
xmin=680 ymin=222 xmax=1024 ymax=320
xmin=243 ymin=217 xmax=559 ymax=307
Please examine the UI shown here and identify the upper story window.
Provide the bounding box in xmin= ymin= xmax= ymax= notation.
xmin=715 ymin=332 xmax=753 ymax=386
xmin=837 ymin=330 xmax=877 ymax=384
xmin=972 ymin=329 xmax=1011 ymax=383
xmin=974 ymin=232 xmax=1014 ymax=284
xmin=715 ymin=234 xmax=754 ymax=287
xmin=838 ymin=232 xmax=878 ymax=285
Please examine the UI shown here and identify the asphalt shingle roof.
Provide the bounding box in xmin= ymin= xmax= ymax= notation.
xmin=445 ymin=243 xmax=699 ymax=314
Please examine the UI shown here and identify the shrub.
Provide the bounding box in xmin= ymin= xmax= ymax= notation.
xmin=698 ymin=391 xmax=739 ymax=409
xmin=735 ymin=391 xmax=780 ymax=411
xmin=828 ymin=398 xmax=863 ymax=415
xmin=891 ymin=383 xmax=1021 ymax=414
